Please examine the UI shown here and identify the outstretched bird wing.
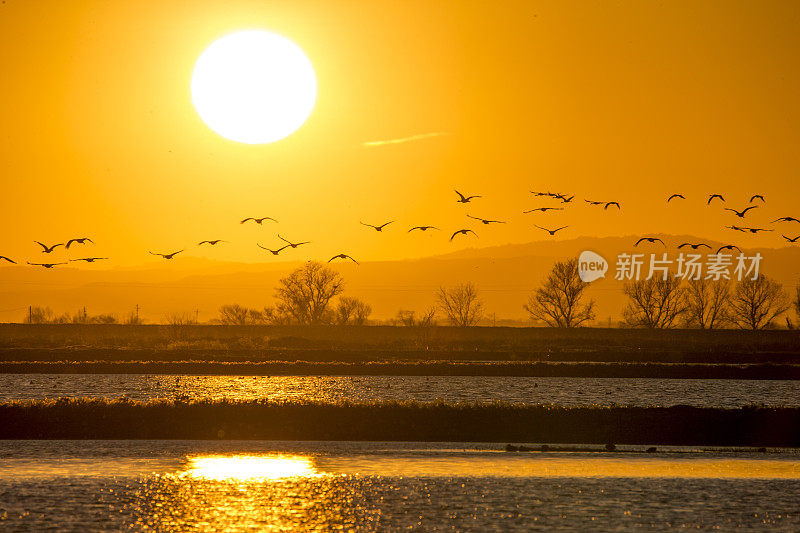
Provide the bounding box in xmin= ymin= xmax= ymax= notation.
xmin=240 ymin=217 xmax=254 ymax=224
xmin=604 ymin=202 xmax=620 ymax=210
xmin=454 ymin=190 xmax=467 ymax=201
xmin=0 ymin=256 xmax=16 ymax=264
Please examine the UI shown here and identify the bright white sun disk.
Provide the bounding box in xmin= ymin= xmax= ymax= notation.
xmin=191 ymin=30 xmax=317 ymax=144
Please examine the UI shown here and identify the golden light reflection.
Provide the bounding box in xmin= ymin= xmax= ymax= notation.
xmin=184 ymin=454 xmax=324 ymax=481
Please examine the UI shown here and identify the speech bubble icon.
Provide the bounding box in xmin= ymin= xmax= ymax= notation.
xmin=578 ymin=251 xmax=608 ymax=282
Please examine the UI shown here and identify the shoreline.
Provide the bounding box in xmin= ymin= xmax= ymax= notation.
xmin=2 ymin=400 xmax=799 ymax=446
xmin=2 ymin=360 xmax=799 ymax=379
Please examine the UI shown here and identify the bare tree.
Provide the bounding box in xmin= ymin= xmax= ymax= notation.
xmin=23 ymin=306 xmax=54 ymax=324
xmin=335 ymin=297 xmax=372 ymax=325
xmin=729 ymin=275 xmax=790 ymax=330
xmin=437 ymin=283 xmax=484 ymax=327
xmin=623 ymin=277 xmax=686 ymax=328
xmin=396 ymin=309 xmax=417 ymax=327
xmin=275 ymin=262 xmax=345 ymax=325
xmin=524 ymin=258 xmax=595 ymax=327
xmin=218 ymin=304 xmax=264 ymax=325
xmin=684 ymin=278 xmax=731 ymax=329
xmin=396 ymin=307 xmax=437 ymax=327
xmin=794 ymin=282 xmax=800 ymax=320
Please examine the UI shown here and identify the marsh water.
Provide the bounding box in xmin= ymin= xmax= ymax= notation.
xmin=0 ymin=441 xmax=798 ymax=531
xmin=2 ymin=374 xmax=799 ymax=407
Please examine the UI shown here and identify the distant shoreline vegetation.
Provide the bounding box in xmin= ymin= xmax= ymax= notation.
xmin=1 ymin=398 xmax=798 ymax=446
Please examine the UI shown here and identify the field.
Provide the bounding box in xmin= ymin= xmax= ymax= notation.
xmin=1 ymin=398 xmax=798 ymax=446
xmin=2 ymin=324 xmax=800 ymax=364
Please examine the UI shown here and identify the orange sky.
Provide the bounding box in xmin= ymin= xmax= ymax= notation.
xmin=1 ymin=0 xmax=799 ymax=267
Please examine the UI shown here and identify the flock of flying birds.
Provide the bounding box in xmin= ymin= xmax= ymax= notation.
xmin=1 ymin=190 xmax=798 ymax=269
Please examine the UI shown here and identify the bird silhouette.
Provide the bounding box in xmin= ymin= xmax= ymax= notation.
xmin=750 ymin=194 xmax=765 ymax=203
xmin=257 ymin=243 xmax=291 ymax=255
xmin=529 ymin=191 xmax=550 ymax=197
xmin=678 ymin=242 xmax=711 ymax=250
xmin=557 ymin=195 xmax=575 ymax=204
xmin=278 ymin=234 xmax=311 ymax=248
xmin=604 ymin=201 xmax=621 ymax=210
xmin=534 ymin=225 xmax=568 ymax=236
xmin=634 ymin=237 xmax=665 ymax=246
xmin=149 ymin=250 xmax=183 ymax=259
xmin=772 ymin=216 xmax=800 ymax=224
xmin=35 ymin=241 xmax=63 ymax=253
xmin=65 ymin=237 xmax=94 ymax=249
xmin=467 ymin=215 xmax=505 ymax=225
xmin=584 ymin=200 xmax=605 ymax=206
xmin=69 ymin=257 xmax=108 ymax=263
xmin=783 ymin=235 xmax=800 ymax=243
xmin=0 ymin=256 xmax=16 ymax=264
xmin=27 ymin=261 xmax=66 ymax=269
xmin=707 ymin=194 xmax=725 ymax=204
xmin=240 ymin=217 xmax=278 ymax=224
xmin=724 ymin=206 xmax=758 ymax=218
xmin=725 ymin=225 xmax=746 ymax=232
xmin=716 ymin=245 xmax=742 ymax=254
xmin=740 ymin=227 xmax=774 ymax=234
xmin=361 ymin=221 xmax=394 ymax=231
xmin=198 ymin=240 xmax=226 ymax=246
xmin=408 ymin=226 xmax=439 ymax=232
xmin=455 ymin=190 xmax=481 ymax=203
xmin=328 ymin=254 xmax=359 ymax=264
xmin=450 ymin=229 xmax=478 ymax=241
xmin=523 ymin=207 xmax=563 ymax=213
xmin=667 ymin=194 xmax=685 ymax=203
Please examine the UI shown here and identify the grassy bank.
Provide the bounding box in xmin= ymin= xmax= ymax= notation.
xmin=1 ymin=398 xmax=798 ymax=446
xmin=2 ymin=324 xmax=799 ymax=364
xmin=2 ymin=361 xmax=800 ymax=379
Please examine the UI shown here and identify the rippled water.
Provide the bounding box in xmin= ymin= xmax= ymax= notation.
xmin=0 ymin=441 xmax=798 ymax=531
xmin=2 ymin=374 xmax=799 ymax=407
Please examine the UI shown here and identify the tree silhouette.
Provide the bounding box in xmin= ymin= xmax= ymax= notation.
xmin=623 ymin=277 xmax=686 ymax=328
xmin=729 ymin=275 xmax=789 ymax=330
xmin=275 ymin=262 xmax=345 ymax=325
xmin=684 ymin=278 xmax=731 ymax=329
xmin=335 ymin=297 xmax=372 ymax=325
xmin=437 ymin=283 xmax=483 ymax=327
xmin=524 ymin=258 xmax=595 ymax=327
xmin=218 ymin=304 xmax=264 ymax=325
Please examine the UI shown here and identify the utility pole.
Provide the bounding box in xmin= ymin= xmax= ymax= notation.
xmin=135 ymin=304 xmax=139 ymax=324
xmin=195 ymin=309 xmax=199 ymax=325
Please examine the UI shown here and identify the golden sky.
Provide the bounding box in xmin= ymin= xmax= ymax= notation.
xmin=2 ymin=0 xmax=799 ymax=266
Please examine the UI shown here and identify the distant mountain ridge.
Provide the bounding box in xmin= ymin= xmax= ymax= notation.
xmin=0 ymin=235 xmax=797 ymax=323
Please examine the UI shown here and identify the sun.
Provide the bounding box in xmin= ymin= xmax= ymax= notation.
xmin=191 ymin=30 xmax=317 ymax=144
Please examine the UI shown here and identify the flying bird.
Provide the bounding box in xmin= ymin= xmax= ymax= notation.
xmin=584 ymin=200 xmax=605 ymax=206
xmin=725 ymin=225 xmax=746 ymax=232
xmin=634 ymin=237 xmax=665 ymax=247
xmin=740 ymin=227 xmax=774 ymax=234
xmin=467 ymin=215 xmax=505 ymax=225
xmin=278 ymin=234 xmax=311 ymax=248
xmin=783 ymin=235 xmax=800 ymax=243
xmin=257 ymin=243 xmax=291 ymax=255
xmin=408 ymin=226 xmax=439 ymax=232
xmin=534 ymin=225 xmax=568 ymax=236
xmin=240 ymin=217 xmax=278 ymax=224
xmin=523 ymin=207 xmax=563 ymax=213
xmin=149 ymin=250 xmax=183 ymax=259
xmin=69 ymin=257 xmax=108 ymax=263
xmin=707 ymin=194 xmax=725 ymax=204
xmin=27 ymin=261 xmax=67 ymax=269
xmin=35 ymin=241 xmax=63 ymax=254
xmin=328 ymin=254 xmax=359 ymax=264
xmin=558 ymin=195 xmax=575 ymax=204
xmin=604 ymin=201 xmax=621 ymax=210
xmin=667 ymin=194 xmax=685 ymax=203
xmin=450 ymin=229 xmax=478 ymax=241
xmin=716 ymin=245 xmax=742 ymax=254
xmin=455 ymin=190 xmax=481 ymax=203
xmin=678 ymin=242 xmax=711 ymax=250
xmin=65 ymin=237 xmax=94 ymax=249
xmin=750 ymin=194 xmax=765 ymax=203
xmin=724 ymin=206 xmax=758 ymax=218
xmin=361 ymin=221 xmax=394 ymax=232
xmin=529 ymin=191 xmax=550 ymax=197
xmin=0 ymin=256 xmax=16 ymax=264
xmin=198 ymin=240 xmax=226 ymax=246
xmin=772 ymin=216 xmax=800 ymax=224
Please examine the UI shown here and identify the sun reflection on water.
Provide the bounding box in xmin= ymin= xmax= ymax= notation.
xmin=183 ymin=454 xmax=324 ymax=481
